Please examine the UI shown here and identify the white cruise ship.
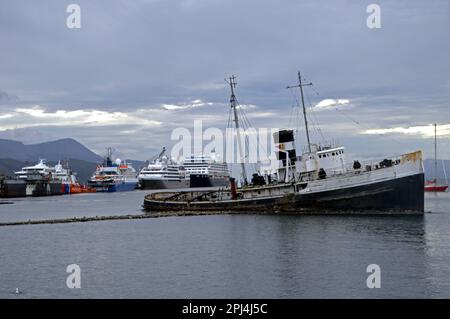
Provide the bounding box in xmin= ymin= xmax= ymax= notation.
xmin=182 ymin=154 xmax=229 ymax=187
xmin=138 ymin=148 xmax=189 ymax=190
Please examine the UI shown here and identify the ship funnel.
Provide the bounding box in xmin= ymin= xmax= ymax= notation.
xmin=273 ymin=130 xmax=297 ymax=182
xmin=273 ymin=130 xmax=297 ymax=167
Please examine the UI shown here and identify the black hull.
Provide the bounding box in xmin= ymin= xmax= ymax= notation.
xmin=293 ymin=173 xmax=424 ymax=212
xmin=144 ymin=173 xmax=424 ymax=214
xmin=32 ymin=181 xmax=63 ymax=197
xmin=189 ymin=174 xmax=228 ymax=188
xmin=0 ymin=180 xmax=26 ymax=198
xmin=139 ymin=179 xmax=190 ymax=190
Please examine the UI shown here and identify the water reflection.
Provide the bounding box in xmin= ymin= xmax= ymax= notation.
xmin=266 ymin=215 xmax=430 ymax=298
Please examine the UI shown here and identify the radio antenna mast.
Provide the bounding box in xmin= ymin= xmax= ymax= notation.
xmin=287 ymin=71 xmax=313 ymax=153
xmin=227 ymin=75 xmax=248 ymax=185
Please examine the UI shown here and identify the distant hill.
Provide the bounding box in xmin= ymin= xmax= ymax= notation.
xmin=0 ymin=138 xmax=103 ymax=163
xmin=0 ymin=158 xmax=28 ymax=177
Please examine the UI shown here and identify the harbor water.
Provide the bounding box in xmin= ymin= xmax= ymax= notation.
xmin=0 ymin=191 xmax=449 ymax=298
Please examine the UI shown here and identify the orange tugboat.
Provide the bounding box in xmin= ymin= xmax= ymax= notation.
xmin=425 ymin=124 xmax=448 ymax=192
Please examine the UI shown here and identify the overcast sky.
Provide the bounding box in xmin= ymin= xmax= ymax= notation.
xmin=0 ymin=0 xmax=449 ymax=161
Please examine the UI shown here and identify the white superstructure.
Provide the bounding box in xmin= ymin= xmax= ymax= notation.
xmin=53 ymin=161 xmax=78 ymax=184
xmin=14 ymin=159 xmax=54 ymax=179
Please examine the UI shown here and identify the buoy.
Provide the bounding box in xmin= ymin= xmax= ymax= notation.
xmin=15 ymin=288 xmax=21 ymax=294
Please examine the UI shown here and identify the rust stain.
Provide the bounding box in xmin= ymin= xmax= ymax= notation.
xmin=401 ymin=150 xmax=422 ymax=163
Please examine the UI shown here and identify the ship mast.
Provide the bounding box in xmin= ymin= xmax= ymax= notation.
xmin=228 ymin=75 xmax=248 ymax=185
xmin=287 ymin=71 xmax=313 ymax=153
xmin=106 ymin=147 xmax=113 ymax=167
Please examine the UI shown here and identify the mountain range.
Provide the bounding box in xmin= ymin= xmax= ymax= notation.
xmin=0 ymin=138 xmax=103 ymax=163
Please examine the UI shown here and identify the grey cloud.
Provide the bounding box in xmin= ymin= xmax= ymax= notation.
xmin=0 ymin=0 xmax=449 ymax=160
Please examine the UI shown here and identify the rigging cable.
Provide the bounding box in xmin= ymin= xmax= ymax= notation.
xmin=305 ymin=82 xmax=407 ymax=147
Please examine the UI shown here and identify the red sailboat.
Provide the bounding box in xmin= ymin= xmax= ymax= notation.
xmin=425 ymin=179 xmax=448 ymax=192
xmin=425 ymin=124 xmax=448 ymax=192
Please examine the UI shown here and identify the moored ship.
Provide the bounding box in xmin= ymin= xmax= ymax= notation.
xmin=138 ymin=147 xmax=189 ymax=190
xmin=53 ymin=161 xmax=96 ymax=194
xmin=183 ymin=154 xmax=229 ymax=187
xmin=14 ymin=159 xmax=63 ymax=196
xmin=88 ymin=148 xmax=138 ymax=192
xmin=143 ymin=73 xmax=425 ymax=214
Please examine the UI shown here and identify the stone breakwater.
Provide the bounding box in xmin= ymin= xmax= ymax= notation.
xmin=0 ymin=210 xmax=260 ymax=227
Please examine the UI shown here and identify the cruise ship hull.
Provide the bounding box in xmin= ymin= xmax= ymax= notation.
xmin=189 ymin=174 xmax=229 ymax=188
xmin=26 ymin=181 xmax=63 ymax=197
xmin=139 ymin=179 xmax=190 ymax=190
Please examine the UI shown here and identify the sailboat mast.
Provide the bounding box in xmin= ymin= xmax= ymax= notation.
xmin=228 ymin=75 xmax=248 ymax=185
xmin=434 ymin=123 xmax=437 ymax=181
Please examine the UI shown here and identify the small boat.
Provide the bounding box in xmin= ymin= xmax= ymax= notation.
xmin=143 ymin=73 xmax=425 ymax=214
xmin=88 ymin=148 xmax=138 ymax=192
xmin=138 ymin=147 xmax=190 ymax=190
xmin=424 ymin=180 xmax=448 ymax=192
xmin=424 ymin=124 xmax=448 ymax=192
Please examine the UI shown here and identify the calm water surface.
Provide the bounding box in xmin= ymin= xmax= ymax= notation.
xmin=0 ymin=191 xmax=449 ymax=298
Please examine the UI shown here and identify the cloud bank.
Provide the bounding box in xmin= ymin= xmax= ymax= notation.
xmin=0 ymin=0 xmax=449 ymax=160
